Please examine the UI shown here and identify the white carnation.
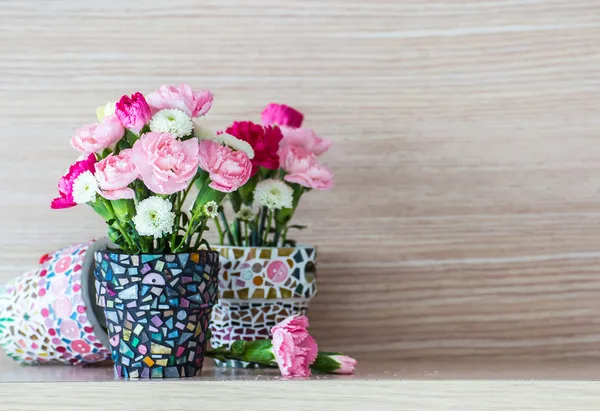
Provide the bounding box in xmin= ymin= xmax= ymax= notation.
xmin=254 ymin=179 xmax=293 ymax=210
xmin=150 ymin=109 xmax=194 ymax=138
xmin=72 ymin=171 xmax=98 ymax=204
xmin=215 ymin=133 xmax=254 ymax=159
xmin=133 ymin=196 xmax=176 ymax=239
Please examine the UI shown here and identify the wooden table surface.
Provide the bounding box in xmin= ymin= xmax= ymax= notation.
xmin=1 ymin=354 xmax=600 ymax=410
xmin=2 ymin=0 xmax=600 ymax=364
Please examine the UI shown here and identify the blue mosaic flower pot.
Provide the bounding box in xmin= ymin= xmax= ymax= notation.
xmin=94 ymin=250 xmax=219 ymax=379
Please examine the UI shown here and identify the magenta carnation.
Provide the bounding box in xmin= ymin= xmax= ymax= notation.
xmin=115 ymin=92 xmax=152 ymax=134
xmin=261 ymin=103 xmax=304 ymax=129
xmin=51 ymin=153 xmax=97 ymax=209
xmin=225 ymin=121 xmax=283 ymax=175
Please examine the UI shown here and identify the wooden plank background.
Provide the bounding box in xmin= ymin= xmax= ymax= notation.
xmin=1 ymin=0 xmax=600 ymax=360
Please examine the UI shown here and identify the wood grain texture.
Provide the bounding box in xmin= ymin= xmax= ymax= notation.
xmin=1 ymin=0 xmax=600 ymax=359
xmin=3 ymin=356 xmax=600 ymax=410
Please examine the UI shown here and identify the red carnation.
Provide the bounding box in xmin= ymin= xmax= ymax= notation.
xmin=225 ymin=121 xmax=283 ymax=175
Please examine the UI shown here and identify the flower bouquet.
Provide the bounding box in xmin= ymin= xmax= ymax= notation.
xmin=203 ymin=104 xmax=335 ymax=366
xmin=51 ymin=84 xmax=255 ymax=378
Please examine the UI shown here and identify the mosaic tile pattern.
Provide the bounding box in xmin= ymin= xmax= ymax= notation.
xmin=0 ymin=240 xmax=111 ymax=364
xmin=210 ymin=246 xmax=317 ymax=367
xmin=94 ymin=251 xmax=219 ymax=378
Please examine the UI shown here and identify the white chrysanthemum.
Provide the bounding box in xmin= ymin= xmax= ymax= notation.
xmin=235 ymin=204 xmax=257 ymax=221
xmin=215 ymin=133 xmax=255 ymax=159
xmin=202 ymin=201 xmax=219 ymax=218
xmin=254 ymin=179 xmax=294 ymax=210
xmin=72 ymin=171 xmax=98 ymax=204
xmin=150 ymin=109 xmax=194 ymax=138
xmin=133 ymin=196 xmax=176 ymax=239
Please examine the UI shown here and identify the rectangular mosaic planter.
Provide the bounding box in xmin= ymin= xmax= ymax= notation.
xmin=94 ymin=250 xmax=219 ymax=378
xmin=210 ymin=245 xmax=317 ymax=368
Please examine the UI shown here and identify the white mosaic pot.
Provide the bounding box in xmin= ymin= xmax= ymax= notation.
xmin=0 ymin=239 xmax=112 ymax=364
xmin=210 ymin=245 xmax=317 ymax=368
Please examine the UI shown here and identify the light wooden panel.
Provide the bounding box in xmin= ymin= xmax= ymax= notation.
xmin=1 ymin=0 xmax=600 ymax=359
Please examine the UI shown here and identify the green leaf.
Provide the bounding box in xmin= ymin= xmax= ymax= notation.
xmin=89 ymin=200 xmax=113 ymax=222
xmin=288 ymin=225 xmax=308 ymax=230
xmin=180 ymin=212 xmax=190 ymax=227
xmin=230 ymin=340 xmax=246 ymax=355
xmin=275 ymin=184 xmax=305 ymax=226
xmin=106 ymin=219 xmax=116 ymax=226
xmin=238 ymin=174 xmax=258 ymax=204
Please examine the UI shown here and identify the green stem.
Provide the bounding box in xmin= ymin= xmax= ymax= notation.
xmin=103 ymin=199 xmax=137 ymax=253
xmin=281 ymin=226 xmax=290 ymax=246
xmin=214 ymin=217 xmax=225 ymax=244
xmin=244 ymin=222 xmax=249 ymax=246
xmin=263 ymin=210 xmax=273 ymax=245
xmin=258 ymin=206 xmax=268 ymax=246
xmin=235 ymin=219 xmax=242 ymax=245
xmin=191 ymin=219 xmax=208 ymax=250
xmin=219 ymin=210 xmax=236 ymax=246
xmin=174 ymin=215 xmax=198 ymax=252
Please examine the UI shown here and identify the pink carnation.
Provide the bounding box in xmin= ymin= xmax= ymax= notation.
xmin=280 ymin=145 xmax=334 ymax=190
xmin=131 ymin=132 xmax=199 ymax=195
xmin=51 ymin=154 xmax=97 ymax=209
xmin=225 ymin=121 xmax=283 ymax=175
xmin=280 ymin=127 xmax=331 ymax=156
xmin=271 ymin=315 xmax=318 ymax=378
xmin=261 ymin=103 xmax=304 ymax=128
xmin=146 ymin=84 xmax=213 ymax=118
xmin=95 ymin=149 xmax=138 ymax=200
xmin=115 ymin=92 xmax=152 ymax=134
xmin=198 ymin=140 xmax=252 ymax=193
xmin=70 ymin=116 xmax=124 ymax=153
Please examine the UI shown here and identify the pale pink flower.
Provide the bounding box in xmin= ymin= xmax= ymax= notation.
xmin=51 ymin=154 xmax=97 ymax=209
xmin=261 ymin=103 xmax=304 ymax=128
xmin=330 ymin=355 xmax=358 ymax=374
xmin=280 ymin=127 xmax=331 ymax=156
xmin=146 ymin=84 xmax=213 ymax=118
xmin=95 ymin=149 xmax=138 ymax=200
xmin=70 ymin=116 xmax=124 ymax=153
xmin=131 ymin=132 xmax=199 ymax=195
xmin=198 ymin=140 xmax=252 ymax=193
xmin=115 ymin=92 xmax=152 ymax=134
xmin=280 ymin=145 xmax=334 ymax=190
xmin=270 ymin=315 xmax=318 ymax=378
